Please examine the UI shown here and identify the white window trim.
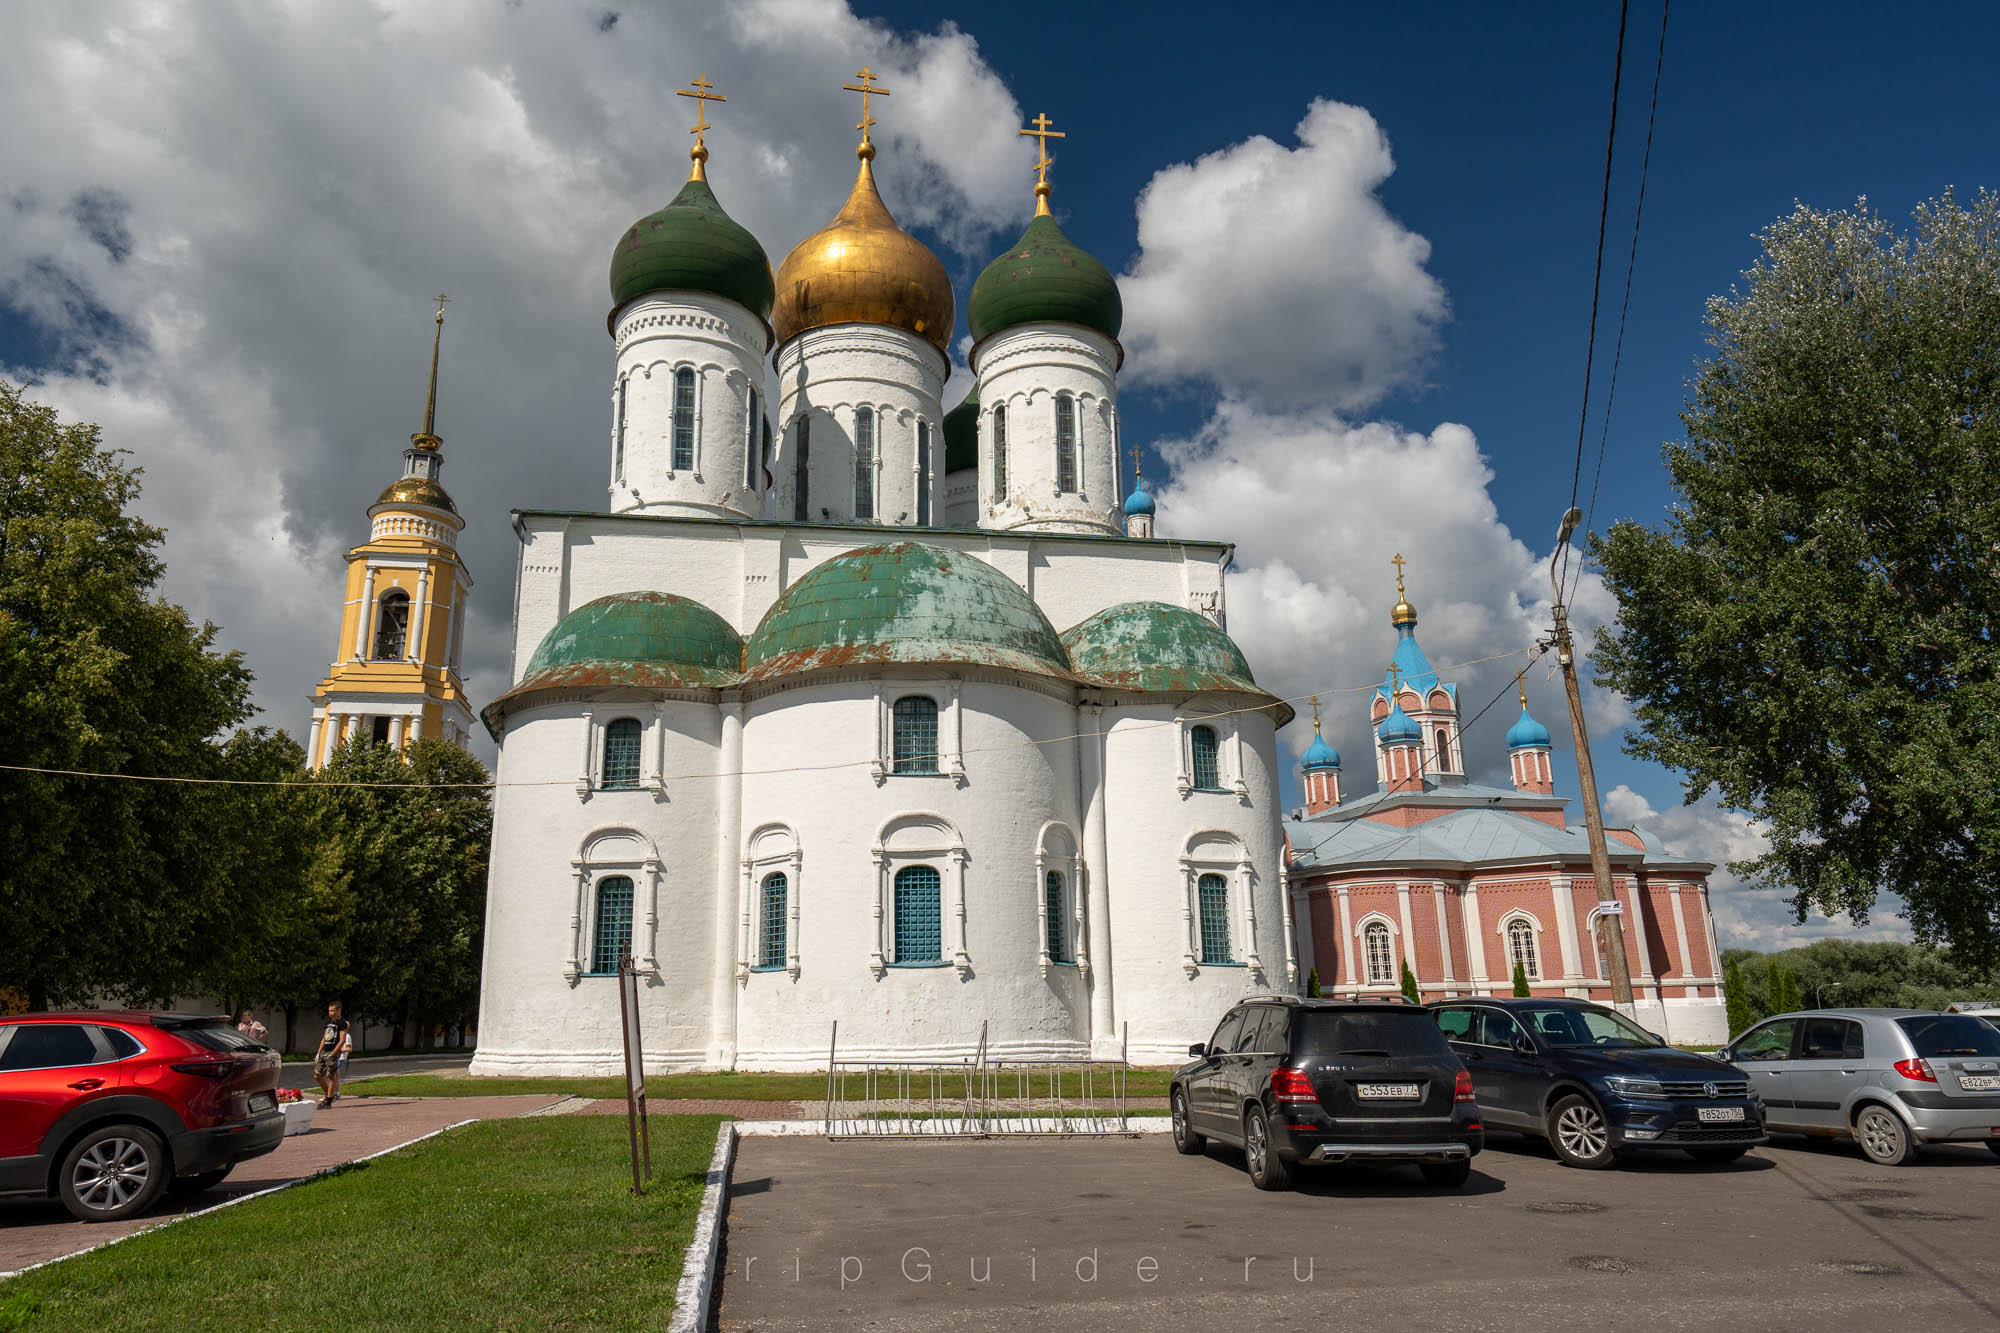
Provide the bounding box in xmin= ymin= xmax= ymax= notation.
xmin=876 ymin=679 xmax=965 ymax=786
xmin=739 ymin=833 xmax=803 ymax=983
xmin=1178 ymin=715 xmax=1238 ymax=798
xmin=871 ymin=817 xmax=970 ymax=978
xmin=579 ymin=710 xmax=665 ymax=801
xmin=1356 ymin=911 xmax=1400 ymax=987
xmin=1497 ymin=909 xmax=1545 ymax=982
xmin=567 ymin=832 xmax=662 ymax=984
xmin=1034 ymin=822 xmax=1085 ymax=979
xmin=1179 ymin=843 xmax=1260 ymax=982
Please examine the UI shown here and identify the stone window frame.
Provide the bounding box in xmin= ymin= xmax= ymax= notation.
xmin=566 ymin=828 xmax=662 ymax=985
xmin=738 ymin=822 xmax=802 ymax=982
xmin=1497 ymin=909 xmax=1546 ymax=982
xmin=576 ymin=705 xmax=671 ymax=802
xmin=870 ymin=678 xmax=967 ymax=786
xmin=1175 ymin=711 xmax=1249 ymax=800
xmin=1179 ymin=831 xmax=1260 ymax=980
xmin=1034 ymin=819 xmax=1085 ymax=978
xmin=1357 ymin=912 xmax=1399 ymax=986
xmin=870 ymin=813 xmax=971 ymax=978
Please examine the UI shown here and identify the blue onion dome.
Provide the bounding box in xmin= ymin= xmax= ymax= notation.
xmin=1123 ymin=484 xmax=1155 ymax=517
xmin=1378 ymin=699 xmax=1422 ymax=745
xmin=1507 ymin=696 xmax=1552 ymax=750
xmin=1302 ymin=729 xmax=1341 ymax=770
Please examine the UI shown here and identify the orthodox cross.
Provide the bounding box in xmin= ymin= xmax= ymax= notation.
xmin=1020 ymin=112 xmax=1064 ymax=212
xmin=1129 ymin=441 xmax=1145 ymax=487
xmin=677 ymin=75 xmax=726 ymax=173
xmin=842 ymin=67 xmax=890 ymax=146
xmin=1386 ymin=663 xmax=1403 ymax=701
xmin=1309 ymin=694 xmax=1322 ymax=732
xmin=1391 ymin=551 xmax=1408 ymax=595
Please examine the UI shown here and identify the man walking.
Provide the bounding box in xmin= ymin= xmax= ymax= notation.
xmin=313 ymin=999 xmax=351 ymax=1107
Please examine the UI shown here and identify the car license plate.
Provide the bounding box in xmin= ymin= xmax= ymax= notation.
xmin=1355 ymin=1082 xmax=1419 ymax=1100
xmin=1697 ymin=1106 xmax=1745 ymax=1123
xmin=1960 ymin=1075 xmax=2000 ymax=1092
xmin=248 ymin=1092 xmax=274 ymax=1113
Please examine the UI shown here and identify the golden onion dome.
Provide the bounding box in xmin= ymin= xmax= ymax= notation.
xmin=771 ymin=147 xmax=954 ymax=358
xmin=1391 ymin=594 xmax=1417 ymax=626
xmin=375 ymin=476 xmax=459 ymax=517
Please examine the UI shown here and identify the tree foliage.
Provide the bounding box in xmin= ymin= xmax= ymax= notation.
xmin=1511 ymin=959 xmax=1531 ymax=997
xmin=1399 ymin=960 xmax=1420 ymax=1003
xmin=1724 ymin=959 xmax=1755 ymax=1037
xmin=1722 ymin=939 xmax=1998 ymax=1023
xmin=1305 ymin=967 xmax=1321 ymax=998
xmin=1592 ymin=191 xmax=2000 ymax=963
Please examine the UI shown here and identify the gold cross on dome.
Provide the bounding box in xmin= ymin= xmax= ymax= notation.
xmin=432 ymin=292 xmax=449 ymax=322
xmin=842 ymin=66 xmax=891 ymax=145
xmin=1387 ymin=663 xmax=1403 ymax=697
xmin=1310 ymin=695 xmax=1322 ymax=732
xmin=1021 ymin=112 xmax=1065 ymax=213
xmin=677 ymin=75 xmax=726 ymax=172
xmin=1128 ymin=442 xmax=1144 ymax=485
xmin=1391 ymin=551 xmax=1408 ymax=595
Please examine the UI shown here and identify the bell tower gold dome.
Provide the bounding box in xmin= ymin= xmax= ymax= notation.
xmin=771 ymin=143 xmax=954 ymax=358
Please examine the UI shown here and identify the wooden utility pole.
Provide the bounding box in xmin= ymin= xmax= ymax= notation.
xmin=1549 ymin=508 xmax=1634 ymax=1008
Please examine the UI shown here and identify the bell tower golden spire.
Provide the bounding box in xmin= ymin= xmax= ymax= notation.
xmin=1020 ymin=112 xmax=1066 ymax=217
xmin=413 ymin=293 xmax=447 ymax=451
xmin=676 ymin=74 xmax=726 ymax=181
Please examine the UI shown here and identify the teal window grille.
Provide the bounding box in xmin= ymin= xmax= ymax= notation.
xmin=893 ymin=865 xmax=942 ymax=963
xmin=759 ymin=872 xmax=788 ymax=969
xmin=1198 ymin=873 xmax=1231 ymax=965
xmin=1055 ymin=394 xmax=1077 ymax=491
xmin=793 ymin=414 xmax=811 ymax=520
xmin=601 ymin=718 xmax=642 ymax=790
xmin=992 ymin=405 xmax=1007 ymax=500
xmin=854 ymin=407 xmax=875 ymax=519
xmin=1044 ymin=871 xmax=1068 ymax=963
xmin=1190 ymin=725 xmax=1222 ymax=790
xmin=892 ymin=696 xmax=939 ymax=774
xmin=745 ymin=387 xmax=760 ymax=489
xmin=672 ymin=367 xmax=696 ymax=471
xmin=591 ymin=876 xmax=634 ymax=974
xmin=916 ymin=420 xmax=932 ymax=526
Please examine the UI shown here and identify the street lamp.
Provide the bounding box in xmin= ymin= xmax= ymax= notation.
xmin=1813 ymin=981 xmax=1843 ymax=1009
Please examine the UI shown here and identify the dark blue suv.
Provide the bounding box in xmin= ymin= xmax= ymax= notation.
xmin=1427 ymin=997 xmax=1765 ymax=1168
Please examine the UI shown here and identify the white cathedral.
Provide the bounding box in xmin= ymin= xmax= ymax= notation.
xmin=469 ymin=82 xmax=1295 ymax=1073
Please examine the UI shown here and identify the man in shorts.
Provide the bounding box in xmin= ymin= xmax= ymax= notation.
xmin=313 ymin=999 xmax=351 ymax=1107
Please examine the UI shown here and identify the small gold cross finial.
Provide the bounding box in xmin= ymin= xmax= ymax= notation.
xmin=677 ymin=74 xmax=727 ymax=179
xmin=1310 ymin=695 xmax=1323 ymax=732
xmin=1387 ymin=663 xmax=1403 ymax=697
xmin=1391 ymin=552 xmax=1408 ymax=594
xmin=1020 ymin=112 xmax=1066 ymax=215
xmin=842 ymin=66 xmax=891 ymax=158
xmin=1128 ymin=442 xmax=1145 ymax=487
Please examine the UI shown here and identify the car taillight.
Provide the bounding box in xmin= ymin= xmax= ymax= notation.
xmin=1454 ymin=1069 xmax=1477 ymax=1103
xmin=1892 ymin=1057 xmax=1937 ymax=1083
xmin=170 ymin=1058 xmax=243 ymax=1079
xmin=1271 ymin=1068 xmax=1317 ymax=1102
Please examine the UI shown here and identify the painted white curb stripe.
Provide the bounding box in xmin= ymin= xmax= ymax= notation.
xmin=666 ymin=1121 xmax=737 ymax=1333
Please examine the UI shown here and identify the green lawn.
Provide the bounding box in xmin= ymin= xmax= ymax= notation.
xmin=0 ymin=1116 xmax=724 ymax=1332
xmin=351 ymin=1068 xmax=1176 ymax=1101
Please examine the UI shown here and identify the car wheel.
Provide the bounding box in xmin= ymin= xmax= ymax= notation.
xmin=1685 ymin=1146 xmax=1749 ymax=1164
xmin=1547 ymin=1094 xmax=1618 ymax=1169
xmin=58 ymin=1124 xmax=170 ymax=1222
xmin=1243 ymin=1107 xmax=1293 ymax=1191
xmin=1419 ymin=1159 xmax=1471 ymax=1187
xmin=1986 ymin=1140 xmax=2000 ymax=1160
xmin=1170 ymin=1089 xmax=1205 ymax=1156
xmin=1853 ymin=1104 xmax=1919 ymax=1166
xmin=169 ymin=1167 xmax=233 ymax=1196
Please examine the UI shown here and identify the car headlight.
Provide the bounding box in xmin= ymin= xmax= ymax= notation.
xmin=1604 ymin=1076 xmax=1666 ymax=1098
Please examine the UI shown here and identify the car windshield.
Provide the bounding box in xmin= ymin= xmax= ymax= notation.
xmin=1897 ymin=1015 xmax=2000 ymax=1057
xmin=1525 ymin=1006 xmax=1662 ymax=1050
xmin=1295 ymin=1010 xmax=1452 ymax=1057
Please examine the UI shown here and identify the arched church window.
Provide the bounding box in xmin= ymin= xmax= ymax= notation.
xmin=759 ymin=872 xmax=788 ymax=969
xmin=1055 ymin=393 xmax=1077 ymax=492
xmin=615 ymin=377 xmax=627 ymax=484
xmin=1508 ymin=918 xmax=1540 ymax=982
xmin=892 ymin=697 xmax=939 ymax=774
xmin=853 ymin=407 xmax=875 ymax=520
xmin=1363 ymin=921 xmax=1394 ymax=985
xmin=1435 ymin=726 xmax=1451 ymax=772
xmin=373 ymin=590 xmax=409 ymax=660
xmin=892 ymin=865 xmax=942 ymax=964
xmin=1045 ymin=871 xmax=1068 ymax=963
xmin=793 ymin=414 xmax=811 ymax=521
xmin=1197 ymin=873 xmax=1231 ymax=964
xmin=745 ymin=387 xmax=760 ymax=490
xmin=671 ymin=367 xmax=696 ymax=472
xmin=760 ymin=415 xmax=773 ymax=490
xmin=916 ymin=420 xmax=932 ymax=526
xmin=370 ymin=716 xmax=392 ymax=747
xmin=992 ymin=405 xmax=1008 ymax=500
xmin=1189 ymin=725 xmax=1222 ymax=791
xmin=591 ymin=875 xmax=634 ymax=975
xmin=601 ymin=718 xmax=642 ymax=790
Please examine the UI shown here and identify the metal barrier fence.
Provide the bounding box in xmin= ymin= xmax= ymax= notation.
xmin=821 ymin=1021 xmax=1133 ymax=1138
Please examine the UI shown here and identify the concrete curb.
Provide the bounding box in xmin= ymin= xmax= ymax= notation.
xmin=0 ymin=1118 xmax=477 ymax=1283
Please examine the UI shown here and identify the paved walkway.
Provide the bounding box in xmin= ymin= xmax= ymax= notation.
xmin=0 ymin=1093 xmax=559 ymax=1275
xmin=278 ymin=1053 xmax=473 ymax=1091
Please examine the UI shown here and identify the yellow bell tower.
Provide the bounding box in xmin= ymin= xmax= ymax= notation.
xmin=308 ymin=296 xmax=475 ymax=768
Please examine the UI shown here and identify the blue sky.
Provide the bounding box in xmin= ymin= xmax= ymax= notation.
xmin=3 ymin=1 xmax=1991 ymax=947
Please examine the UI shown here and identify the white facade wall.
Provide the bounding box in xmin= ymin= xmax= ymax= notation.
xmin=610 ymin=292 xmax=771 ymax=518
xmin=972 ymin=324 xmax=1122 ymax=535
xmin=772 ymin=324 xmax=947 ymax=528
xmin=939 ymin=467 xmax=978 ymax=528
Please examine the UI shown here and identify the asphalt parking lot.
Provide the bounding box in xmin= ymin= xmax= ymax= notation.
xmin=716 ymin=1130 xmax=2000 ymax=1331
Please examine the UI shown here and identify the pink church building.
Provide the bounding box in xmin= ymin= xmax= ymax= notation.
xmin=1281 ymin=572 xmax=1729 ymax=1044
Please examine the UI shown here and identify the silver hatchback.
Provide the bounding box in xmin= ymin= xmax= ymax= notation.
xmin=1719 ymin=1008 xmax=2000 ymax=1165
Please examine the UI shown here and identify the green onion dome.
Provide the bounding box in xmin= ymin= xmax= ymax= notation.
xmin=968 ymin=212 xmax=1123 ymax=353
xmin=942 ymin=385 xmax=979 ymax=474
xmin=1061 ymin=601 xmax=1293 ymax=725
xmin=744 ymin=541 xmax=1071 ymax=683
xmin=608 ymin=175 xmax=775 ymax=330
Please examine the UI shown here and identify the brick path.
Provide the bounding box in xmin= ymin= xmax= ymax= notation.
xmin=0 ymin=1094 xmax=561 ymax=1275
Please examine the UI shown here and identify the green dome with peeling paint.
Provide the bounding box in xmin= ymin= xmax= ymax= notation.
xmin=1062 ymin=601 xmax=1290 ymax=723
xmin=968 ymin=212 xmax=1123 ymax=348
xmin=942 ymin=385 xmax=979 ymax=475
xmin=745 ymin=541 xmax=1070 ymax=682
xmin=609 ymin=176 xmax=776 ymax=325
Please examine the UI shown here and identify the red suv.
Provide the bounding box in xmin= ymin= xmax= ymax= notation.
xmin=0 ymin=1012 xmax=284 ymax=1221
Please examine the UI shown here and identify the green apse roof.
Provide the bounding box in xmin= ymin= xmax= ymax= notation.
xmin=1061 ymin=601 xmax=1293 ymax=725
xmin=609 ymin=175 xmax=776 ymax=324
xmin=942 ymin=385 xmax=979 ymax=475
xmin=968 ymin=212 xmax=1123 ymax=348
xmin=744 ymin=541 xmax=1072 ymax=683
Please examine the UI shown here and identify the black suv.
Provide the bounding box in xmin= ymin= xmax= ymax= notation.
xmin=1171 ymin=997 xmax=1483 ymax=1190
xmin=1428 ymin=997 xmax=1766 ymax=1168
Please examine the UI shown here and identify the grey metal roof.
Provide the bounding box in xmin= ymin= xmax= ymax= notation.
xmin=1284 ymin=800 xmax=1712 ymax=875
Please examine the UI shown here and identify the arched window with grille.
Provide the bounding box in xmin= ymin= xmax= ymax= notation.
xmin=758 ymin=872 xmax=788 ymax=969
xmin=744 ymin=387 xmax=760 ymax=490
xmin=892 ymin=696 xmax=939 ymax=774
xmin=793 ymin=414 xmax=811 ymax=521
xmin=591 ymin=875 xmax=634 ymax=975
xmin=1508 ymin=917 xmax=1541 ymax=982
xmin=893 ymin=865 xmax=942 ymax=964
xmin=671 ymin=366 xmax=696 ymax=471
xmin=600 ymin=717 xmax=642 ymax=790
xmin=373 ymin=590 xmax=410 ymax=660
xmin=615 ymin=377 xmax=628 ymax=483
xmin=916 ymin=420 xmax=932 ymax=526
xmin=1044 ymin=871 xmax=1068 ymax=963
xmin=1197 ymin=873 xmax=1231 ymax=964
xmin=1055 ymin=393 xmax=1077 ymax=492
xmin=1189 ymin=725 xmax=1222 ymax=791
xmin=992 ymin=405 xmax=1008 ymax=500
xmin=1363 ymin=921 xmax=1395 ymax=985
xmin=853 ymin=406 xmax=875 ymax=519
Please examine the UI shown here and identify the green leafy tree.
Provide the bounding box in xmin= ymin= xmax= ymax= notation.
xmin=1592 ymin=190 xmax=2000 ymax=964
xmin=1511 ymin=959 xmax=1531 ymax=997
xmin=1305 ymin=967 xmax=1321 ymax=998
xmin=1724 ymin=959 xmax=1755 ymax=1036
xmin=1399 ymin=960 xmax=1419 ymax=1004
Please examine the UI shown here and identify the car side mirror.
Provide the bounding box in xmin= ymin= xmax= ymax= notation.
xmin=1188 ymin=1043 xmax=1206 ymax=1058
xmin=1647 ymin=1032 xmax=1666 ymax=1046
